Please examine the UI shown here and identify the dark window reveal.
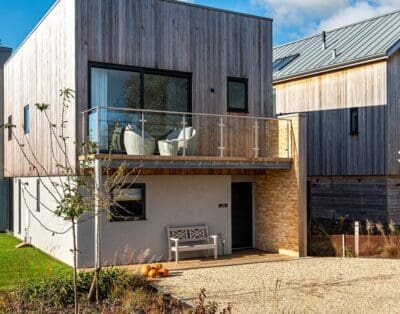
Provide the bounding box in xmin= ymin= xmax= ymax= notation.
xmin=227 ymin=77 xmax=248 ymax=113
xmin=7 ymin=115 xmax=12 ymax=141
xmin=23 ymin=105 xmax=30 ymax=134
xmin=350 ymin=108 xmax=359 ymax=136
xmin=110 ymin=184 xmax=146 ymax=221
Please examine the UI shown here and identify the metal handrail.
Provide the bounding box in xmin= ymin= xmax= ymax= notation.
xmin=81 ymin=106 xmax=292 ymax=123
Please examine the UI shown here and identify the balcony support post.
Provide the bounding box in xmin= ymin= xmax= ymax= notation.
xmin=253 ymin=119 xmax=259 ymax=158
xmin=182 ymin=115 xmax=187 ymax=156
xmin=218 ymin=117 xmax=225 ymax=157
xmin=94 ymin=158 xmax=102 ymax=271
xmin=140 ymin=112 xmax=146 ymax=156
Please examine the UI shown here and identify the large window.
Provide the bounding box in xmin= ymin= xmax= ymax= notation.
xmin=110 ymin=184 xmax=146 ymax=221
xmin=23 ymin=105 xmax=30 ymax=134
xmin=90 ymin=64 xmax=191 ymax=151
xmin=227 ymin=77 xmax=248 ymax=113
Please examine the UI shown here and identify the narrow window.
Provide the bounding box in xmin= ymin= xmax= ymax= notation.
xmin=272 ymin=88 xmax=277 ymax=117
xmin=36 ymin=179 xmax=40 ymax=212
xmin=23 ymin=105 xmax=30 ymax=134
xmin=110 ymin=184 xmax=146 ymax=221
xmin=227 ymin=77 xmax=248 ymax=113
xmin=350 ymin=108 xmax=359 ymax=136
xmin=7 ymin=115 xmax=12 ymax=141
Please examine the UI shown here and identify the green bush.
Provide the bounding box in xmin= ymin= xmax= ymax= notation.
xmin=16 ymin=268 xmax=149 ymax=310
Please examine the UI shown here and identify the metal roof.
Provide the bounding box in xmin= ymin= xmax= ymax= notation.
xmin=273 ymin=9 xmax=400 ymax=82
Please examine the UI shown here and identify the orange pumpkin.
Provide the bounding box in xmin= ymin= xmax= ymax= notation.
xmin=159 ymin=268 xmax=169 ymax=277
xmin=154 ymin=263 xmax=163 ymax=270
xmin=148 ymin=268 xmax=159 ymax=278
xmin=140 ymin=265 xmax=151 ymax=277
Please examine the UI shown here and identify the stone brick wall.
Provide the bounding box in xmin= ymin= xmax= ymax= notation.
xmin=255 ymin=114 xmax=307 ymax=257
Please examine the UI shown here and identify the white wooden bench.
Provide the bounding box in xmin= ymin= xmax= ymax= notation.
xmin=167 ymin=225 xmax=218 ymax=263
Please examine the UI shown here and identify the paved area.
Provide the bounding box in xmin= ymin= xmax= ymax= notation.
xmin=155 ymin=257 xmax=400 ymax=313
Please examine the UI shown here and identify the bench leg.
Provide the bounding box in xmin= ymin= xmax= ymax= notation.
xmin=214 ymin=246 xmax=217 ymax=259
xmin=168 ymin=249 xmax=172 ymax=262
xmin=175 ymin=249 xmax=179 ymax=264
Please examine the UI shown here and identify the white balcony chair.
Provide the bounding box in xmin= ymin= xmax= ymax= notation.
xmin=124 ymin=124 xmax=156 ymax=155
xmin=158 ymin=127 xmax=197 ymax=156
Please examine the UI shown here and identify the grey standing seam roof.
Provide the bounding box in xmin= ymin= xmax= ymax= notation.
xmin=273 ymin=9 xmax=400 ymax=82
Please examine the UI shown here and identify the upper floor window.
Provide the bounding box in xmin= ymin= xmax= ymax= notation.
xmin=23 ymin=105 xmax=30 ymax=134
xmin=350 ymin=108 xmax=359 ymax=136
xmin=7 ymin=115 xmax=12 ymax=141
xmin=227 ymin=77 xmax=248 ymax=113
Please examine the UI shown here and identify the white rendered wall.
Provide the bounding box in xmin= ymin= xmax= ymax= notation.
xmin=77 ymin=175 xmax=232 ymax=268
xmin=12 ymin=177 xmax=74 ymax=266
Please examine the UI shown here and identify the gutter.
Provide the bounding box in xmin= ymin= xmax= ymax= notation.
xmin=273 ymin=54 xmax=389 ymax=84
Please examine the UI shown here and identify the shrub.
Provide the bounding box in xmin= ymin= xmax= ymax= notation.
xmin=14 ymin=268 xmax=149 ymax=311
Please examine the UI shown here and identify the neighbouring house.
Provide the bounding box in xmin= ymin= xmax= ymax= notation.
xmin=0 ymin=46 xmax=12 ymax=232
xmin=3 ymin=0 xmax=307 ymax=268
xmin=273 ymin=10 xmax=400 ymax=231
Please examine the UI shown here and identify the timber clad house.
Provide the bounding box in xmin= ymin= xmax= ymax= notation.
xmin=273 ymin=11 xmax=400 ymax=229
xmin=2 ymin=0 xmax=306 ymax=267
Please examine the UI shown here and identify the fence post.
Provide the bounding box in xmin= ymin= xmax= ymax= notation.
xmin=342 ymin=234 xmax=345 ymax=258
xmin=355 ymin=221 xmax=360 ymax=257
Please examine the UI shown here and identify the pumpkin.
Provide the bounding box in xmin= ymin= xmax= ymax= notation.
xmin=148 ymin=268 xmax=159 ymax=278
xmin=159 ymin=268 xmax=169 ymax=277
xmin=140 ymin=265 xmax=151 ymax=277
xmin=154 ymin=263 xmax=163 ymax=270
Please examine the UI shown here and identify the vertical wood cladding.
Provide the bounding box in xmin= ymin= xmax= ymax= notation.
xmin=274 ymin=61 xmax=388 ymax=177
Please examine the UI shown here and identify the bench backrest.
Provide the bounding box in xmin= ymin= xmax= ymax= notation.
xmin=167 ymin=225 xmax=209 ymax=243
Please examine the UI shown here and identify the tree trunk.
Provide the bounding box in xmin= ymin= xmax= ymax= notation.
xmin=72 ymin=219 xmax=79 ymax=314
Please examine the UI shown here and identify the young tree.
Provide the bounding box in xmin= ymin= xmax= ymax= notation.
xmin=2 ymin=88 xmax=140 ymax=313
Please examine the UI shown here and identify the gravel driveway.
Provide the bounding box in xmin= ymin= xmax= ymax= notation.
xmin=155 ymin=257 xmax=400 ymax=313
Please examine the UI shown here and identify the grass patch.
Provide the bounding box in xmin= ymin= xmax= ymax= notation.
xmin=0 ymin=233 xmax=70 ymax=292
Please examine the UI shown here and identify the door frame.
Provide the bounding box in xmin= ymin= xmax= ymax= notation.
xmin=231 ymin=177 xmax=255 ymax=250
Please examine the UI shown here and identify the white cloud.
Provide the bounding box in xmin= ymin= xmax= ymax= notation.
xmin=252 ymin=0 xmax=400 ymax=40
xmin=318 ymin=1 xmax=398 ymax=32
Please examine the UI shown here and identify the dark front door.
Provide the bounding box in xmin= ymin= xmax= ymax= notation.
xmin=231 ymin=182 xmax=253 ymax=249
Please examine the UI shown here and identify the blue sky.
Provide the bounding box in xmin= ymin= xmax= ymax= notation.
xmin=1 ymin=0 xmax=399 ymax=50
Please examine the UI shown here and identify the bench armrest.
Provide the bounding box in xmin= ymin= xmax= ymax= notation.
xmin=210 ymin=235 xmax=218 ymax=245
xmin=170 ymin=237 xmax=180 ymax=243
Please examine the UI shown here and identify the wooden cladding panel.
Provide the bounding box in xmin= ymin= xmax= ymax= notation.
xmin=75 ymin=0 xmax=273 ymax=143
xmin=3 ymin=0 xmax=76 ymax=177
xmin=275 ymin=62 xmax=388 ymax=177
xmin=387 ymin=51 xmax=400 ymax=175
xmin=275 ymin=61 xmax=387 ymax=114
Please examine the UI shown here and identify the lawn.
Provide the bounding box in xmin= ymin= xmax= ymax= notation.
xmin=0 ymin=233 xmax=70 ymax=291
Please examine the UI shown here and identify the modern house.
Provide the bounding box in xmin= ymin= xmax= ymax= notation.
xmin=0 ymin=46 xmax=12 ymax=232
xmin=3 ymin=0 xmax=306 ymax=268
xmin=273 ymin=11 xmax=400 ymax=230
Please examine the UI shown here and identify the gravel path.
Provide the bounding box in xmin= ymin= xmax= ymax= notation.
xmin=155 ymin=257 xmax=400 ymax=313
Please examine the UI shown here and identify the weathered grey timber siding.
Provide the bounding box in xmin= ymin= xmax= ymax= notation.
xmin=310 ymin=177 xmax=389 ymax=223
xmin=275 ymin=62 xmax=388 ymax=177
xmin=75 ymin=0 xmax=273 ymax=144
xmin=3 ymin=0 xmax=76 ymax=177
xmin=387 ymin=51 xmax=400 ymax=175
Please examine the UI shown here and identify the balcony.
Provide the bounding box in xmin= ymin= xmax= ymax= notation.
xmin=80 ymin=107 xmax=293 ymax=172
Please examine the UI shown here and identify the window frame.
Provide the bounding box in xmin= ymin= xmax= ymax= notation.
xmin=23 ymin=105 xmax=30 ymax=134
xmin=227 ymin=77 xmax=249 ymax=113
xmin=109 ymin=183 xmax=146 ymax=222
xmin=7 ymin=115 xmax=12 ymax=141
xmin=349 ymin=107 xmax=359 ymax=136
xmin=88 ymin=62 xmax=192 ymax=113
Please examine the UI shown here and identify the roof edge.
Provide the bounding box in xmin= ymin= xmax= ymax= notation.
xmin=273 ymin=55 xmax=388 ymax=84
xmin=274 ymin=8 xmax=400 ymax=50
xmin=160 ymin=0 xmax=273 ymax=22
xmin=386 ymin=39 xmax=400 ymax=57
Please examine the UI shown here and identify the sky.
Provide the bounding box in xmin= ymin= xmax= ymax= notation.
xmin=0 ymin=0 xmax=399 ymax=51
